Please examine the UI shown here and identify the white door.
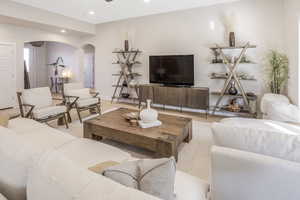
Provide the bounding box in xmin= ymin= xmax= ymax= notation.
xmin=0 ymin=43 xmax=16 ymax=109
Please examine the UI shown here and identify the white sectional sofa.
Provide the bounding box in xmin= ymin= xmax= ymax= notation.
xmin=0 ymin=118 xmax=208 ymax=200
xmin=211 ymin=118 xmax=300 ymax=200
xmin=0 ymin=194 xmax=7 ymax=200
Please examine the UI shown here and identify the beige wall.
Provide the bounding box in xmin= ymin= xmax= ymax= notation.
xmin=92 ymin=0 xmax=285 ymax=102
xmin=284 ymin=0 xmax=300 ymax=105
xmin=0 ymin=23 xmax=83 ymax=91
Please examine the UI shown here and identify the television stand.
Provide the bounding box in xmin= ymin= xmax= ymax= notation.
xmin=138 ymin=84 xmax=209 ymax=117
xmin=162 ymin=84 xmax=192 ymax=88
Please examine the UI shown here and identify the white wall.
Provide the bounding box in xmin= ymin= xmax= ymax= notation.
xmin=284 ymin=0 xmax=300 ymax=105
xmin=93 ymin=0 xmax=285 ymax=103
xmin=24 ymin=43 xmax=49 ymax=88
xmin=0 ymin=23 xmax=83 ymax=91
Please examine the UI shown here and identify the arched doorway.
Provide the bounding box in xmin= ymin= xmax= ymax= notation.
xmin=23 ymin=41 xmax=79 ymax=92
xmin=82 ymin=44 xmax=95 ymax=89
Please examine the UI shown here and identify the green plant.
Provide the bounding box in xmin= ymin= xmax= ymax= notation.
xmin=266 ymin=50 xmax=289 ymax=94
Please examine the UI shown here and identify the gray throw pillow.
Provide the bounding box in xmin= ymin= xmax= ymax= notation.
xmin=103 ymin=157 xmax=176 ymax=200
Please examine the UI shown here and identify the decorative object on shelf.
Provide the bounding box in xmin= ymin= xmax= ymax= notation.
xmin=111 ymin=48 xmax=142 ymax=103
xmin=222 ymin=12 xmax=236 ymax=47
xmin=229 ymin=32 xmax=235 ymax=47
xmin=228 ymin=80 xmax=238 ymax=95
xmin=48 ymin=57 xmax=66 ymax=76
xmin=121 ymin=93 xmax=130 ymax=99
xmin=211 ymin=49 xmax=223 ymax=64
xmin=209 ymin=42 xmax=257 ymax=117
xmin=140 ymin=99 xmax=158 ymax=124
xmin=124 ymin=40 xmax=129 ymax=51
xmin=225 ymin=98 xmax=241 ymax=112
xmin=266 ymin=50 xmax=289 ymax=94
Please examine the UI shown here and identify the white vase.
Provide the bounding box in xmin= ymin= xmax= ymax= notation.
xmin=140 ymin=99 xmax=158 ymax=124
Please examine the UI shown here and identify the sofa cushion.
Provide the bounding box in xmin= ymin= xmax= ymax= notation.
xmin=174 ymin=171 xmax=209 ymax=200
xmin=0 ymin=126 xmax=40 ymax=200
xmin=77 ymin=98 xmax=99 ymax=107
xmin=65 ymin=88 xmax=92 ymax=99
xmin=22 ymin=87 xmax=52 ymax=108
xmin=0 ymin=194 xmax=7 ymax=200
xmin=57 ymin=138 xmax=131 ymax=168
xmin=28 ymin=151 xmax=208 ymax=200
xmin=267 ymin=102 xmax=300 ymax=123
xmin=103 ymin=158 xmax=176 ymax=200
xmin=32 ymin=105 xmax=66 ymax=119
xmin=212 ymin=118 xmax=300 ymax=163
xmin=27 ymin=151 xmax=161 ymax=200
xmin=8 ymin=118 xmax=49 ymax=133
xmin=260 ymin=93 xmax=290 ymax=115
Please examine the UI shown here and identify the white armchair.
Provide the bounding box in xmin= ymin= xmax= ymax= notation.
xmin=17 ymin=87 xmax=68 ymax=128
xmin=261 ymin=93 xmax=300 ymax=123
xmin=63 ymin=83 xmax=101 ymax=123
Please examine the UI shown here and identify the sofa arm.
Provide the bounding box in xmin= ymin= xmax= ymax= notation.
xmin=211 ymin=146 xmax=300 ymax=200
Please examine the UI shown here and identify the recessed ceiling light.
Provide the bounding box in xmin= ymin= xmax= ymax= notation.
xmin=61 ymin=29 xmax=66 ymax=33
xmin=144 ymin=0 xmax=151 ymax=3
xmin=89 ymin=11 xmax=95 ymax=15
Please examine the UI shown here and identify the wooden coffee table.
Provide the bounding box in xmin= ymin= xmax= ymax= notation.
xmin=83 ymin=108 xmax=192 ymax=161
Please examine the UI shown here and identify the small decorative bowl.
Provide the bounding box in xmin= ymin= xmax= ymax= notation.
xmin=122 ymin=112 xmax=139 ymax=120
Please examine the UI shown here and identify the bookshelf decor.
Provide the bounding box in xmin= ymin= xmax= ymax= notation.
xmin=210 ymin=42 xmax=258 ymax=117
xmin=111 ymin=49 xmax=142 ymax=103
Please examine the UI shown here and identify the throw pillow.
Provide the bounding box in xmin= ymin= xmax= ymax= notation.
xmin=103 ymin=157 xmax=176 ymax=200
xmin=0 ymin=114 xmax=9 ymax=127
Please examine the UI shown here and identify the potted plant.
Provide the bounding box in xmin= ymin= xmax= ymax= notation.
xmin=266 ymin=50 xmax=289 ymax=94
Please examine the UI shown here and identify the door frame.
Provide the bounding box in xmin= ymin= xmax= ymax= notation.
xmin=0 ymin=42 xmax=17 ymax=108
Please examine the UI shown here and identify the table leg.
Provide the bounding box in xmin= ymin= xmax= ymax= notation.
xmin=156 ymin=135 xmax=178 ymax=162
xmin=184 ymin=121 xmax=193 ymax=143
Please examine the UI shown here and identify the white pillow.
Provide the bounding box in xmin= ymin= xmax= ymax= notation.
xmin=212 ymin=121 xmax=300 ymax=163
xmin=267 ymin=102 xmax=300 ymax=123
xmin=65 ymin=88 xmax=92 ymax=99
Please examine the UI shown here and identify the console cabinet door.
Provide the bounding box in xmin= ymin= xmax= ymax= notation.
xmin=153 ymin=86 xmax=166 ymax=105
xmin=164 ymin=87 xmax=183 ymax=107
xmin=139 ymin=85 xmax=154 ymax=103
xmin=184 ymin=88 xmax=209 ymax=109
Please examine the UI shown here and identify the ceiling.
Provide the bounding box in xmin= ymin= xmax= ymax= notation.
xmin=10 ymin=0 xmax=238 ymax=24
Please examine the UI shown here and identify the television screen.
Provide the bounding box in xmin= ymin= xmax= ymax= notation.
xmin=149 ymin=55 xmax=194 ymax=86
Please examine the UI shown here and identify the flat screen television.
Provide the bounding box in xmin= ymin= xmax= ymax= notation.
xmin=149 ymin=55 xmax=194 ymax=86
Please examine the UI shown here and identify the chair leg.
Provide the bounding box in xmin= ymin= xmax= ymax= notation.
xmin=63 ymin=113 xmax=69 ymax=129
xmin=76 ymin=108 xmax=83 ymax=123
xmin=66 ymin=110 xmax=72 ymax=123
xmin=96 ymin=104 xmax=101 ymax=115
